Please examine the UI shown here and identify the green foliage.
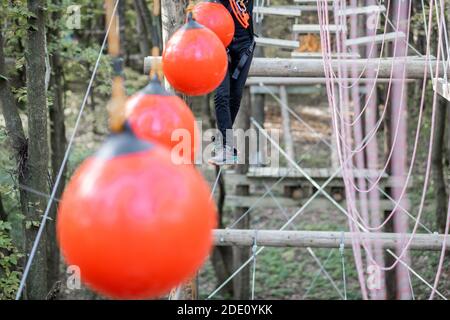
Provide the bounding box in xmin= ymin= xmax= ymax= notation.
xmin=0 ymin=221 xmax=23 ymax=300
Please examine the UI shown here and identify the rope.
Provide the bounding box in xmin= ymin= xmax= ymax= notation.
xmin=15 ymin=0 xmax=121 ymax=300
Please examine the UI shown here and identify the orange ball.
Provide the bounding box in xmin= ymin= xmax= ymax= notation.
xmin=162 ymin=13 xmax=228 ymax=96
xmin=57 ymin=130 xmax=217 ymax=299
xmin=126 ymin=77 xmax=199 ymax=164
xmin=193 ymin=0 xmax=235 ymax=47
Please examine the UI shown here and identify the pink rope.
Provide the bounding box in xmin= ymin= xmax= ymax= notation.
xmin=319 ymin=0 xmax=445 ymax=275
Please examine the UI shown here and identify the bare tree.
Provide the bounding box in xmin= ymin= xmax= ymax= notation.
xmin=23 ymin=0 xmax=50 ymax=299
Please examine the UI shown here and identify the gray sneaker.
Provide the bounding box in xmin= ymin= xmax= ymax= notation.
xmin=208 ymin=145 xmax=238 ymax=166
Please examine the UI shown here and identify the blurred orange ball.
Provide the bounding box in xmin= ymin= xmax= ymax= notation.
xmin=162 ymin=13 xmax=228 ymax=96
xmin=57 ymin=130 xmax=217 ymax=299
xmin=126 ymin=77 xmax=199 ymax=164
xmin=193 ymin=0 xmax=235 ymax=47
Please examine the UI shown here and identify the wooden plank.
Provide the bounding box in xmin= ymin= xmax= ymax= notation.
xmin=255 ymin=37 xmax=300 ymax=49
xmin=144 ymin=57 xmax=445 ymax=79
xmin=214 ymin=229 xmax=450 ymax=251
xmin=246 ymin=76 xmax=414 ymax=85
xmin=344 ymin=31 xmax=405 ymax=46
xmin=291 ymin=51 xmax=361 ymax=59
xmin=293 ymin=24 xmax=344 ymax=33
xmin=253 ymin=6 xmax=302 ymax=17
xmin=249 ymin=86 xmax=319 ymax=95
xmin=296 ymin=5 xmax=332 ymax=11
xmin=226 ymin=195 xmax=395 ymax=211
xmin=336 ymin=5 xmax=386 ymax=16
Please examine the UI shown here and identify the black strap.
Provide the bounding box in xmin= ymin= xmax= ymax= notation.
xmin=232 ymin=39 xmax=256 ymax=80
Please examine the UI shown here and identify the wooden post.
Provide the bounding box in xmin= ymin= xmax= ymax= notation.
xmin=390 ymin=0 xmax=411 ymax=300
xmin=279 ymin=86 xmax=295 ymax=163
xmin=160 ymin=0 xmax=198 ymax=300
xmin=232 ymin=88 xmax=252 ymax=299
xmin=365 ymin=0 xmax=387 ymax=300
xmin=250 ymin=18 xmax=267 ymax=166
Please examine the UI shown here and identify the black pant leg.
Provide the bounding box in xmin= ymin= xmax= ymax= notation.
xmin=213 ymin=66 xmax=232 ymax=145
xmin=229 ymin=49 xmax=254 ymax=124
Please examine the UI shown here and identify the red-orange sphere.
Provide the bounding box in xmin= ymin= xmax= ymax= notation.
xmin=57 ymin=131 xmax=217 ymax=299
xmin=126 ymin=77 xmax=199 ymax=164
xmin=193 ymin=1 xmax=235 ymax=47
xmin=162 ymin=13 xmax=228 ymax=96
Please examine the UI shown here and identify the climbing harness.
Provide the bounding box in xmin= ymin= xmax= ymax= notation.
xmin=232 ymin=38 xmax=256 ymax=80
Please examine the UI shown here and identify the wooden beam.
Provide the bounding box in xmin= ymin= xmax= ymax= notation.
xmin=253 ymin=6 xmax=302 ymax=17
xmin=336 ymin=5 xmax=386 ymax=16
xmin=291 ymin=51 xmax=360 ymax=59
xmin=144 ymin=57 xmax=444 ymax=79
xmin=255 ymin=37 xmax=300 ymax=49
xmin=246 ymin=77 xmax=414 ymax=85
xmin=213 ymin=229 xmax=450 ymax=251
xmin=344 ymin=32 xmax=405 ymax=46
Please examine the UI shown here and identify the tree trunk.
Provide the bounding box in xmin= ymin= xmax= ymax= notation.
xmin=133 ymin=0 xmax=151 ymax=59
xmin=152 ymin=0 xmax=163 ymax=51
xmin=0 ymin=17 xmax=28 ymax=255
xmin=161 ymin=0 xmax=196 ymax=300
xmin=232 ymin=88 xmax=252 ymax=300
xmin=24 ymin=0 xmax=49 ymax=299
xmin=46 ymin=4 xmax=67 ymax=294
xmin=0 ymin=27 xmax=27 ymax=163
xmin=137 ymin=0 xmax=158 ymax=51
xmin=0 ymin=192 xmax=6 ymax=222
xmin=118 ymin=0 xmax=127 ymax=57
xmin=432 ymin=99 xmax=448 ymax=233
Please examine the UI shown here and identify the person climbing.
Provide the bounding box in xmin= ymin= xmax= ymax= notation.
xmin=208 ymin=0 xmax=255 ymax=166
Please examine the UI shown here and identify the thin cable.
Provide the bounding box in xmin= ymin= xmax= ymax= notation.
xmin=257 ymin=82 xmax=433 ymax=233
xmin=302 ymin=249 xmax=335 ymax=299
xmin=209 ymin=166 xmax=223 ymax=202
xmin=15 ymin=0 xmax=120 ymax=300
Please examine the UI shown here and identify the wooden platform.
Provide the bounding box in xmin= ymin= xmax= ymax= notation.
xmin=223 ymin=167 xmax=400 ymax=208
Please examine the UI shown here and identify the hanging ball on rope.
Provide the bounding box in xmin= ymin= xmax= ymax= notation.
xmin=57 ymin=129 xmax=217 ymax=299
xmin=126 ymin=76 xmax=199 ymax=164
xmin=162 ymin=12 xmax=228 ymax=96
xmin=193 ymin=0 xmax=235 ymax=47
